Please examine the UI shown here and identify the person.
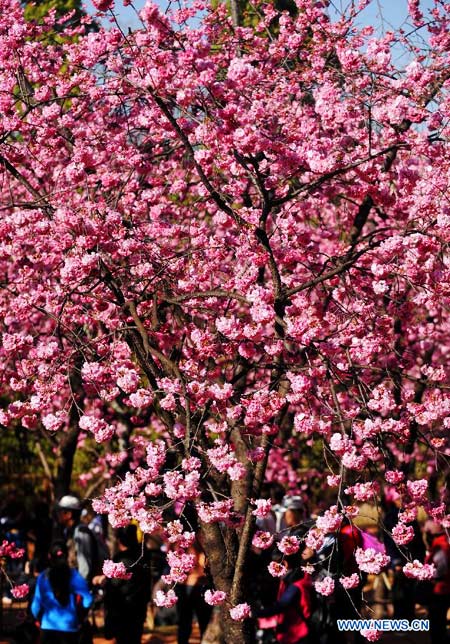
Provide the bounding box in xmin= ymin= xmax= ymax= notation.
xmin=144 ymin=533 xmax=167 ymax=629
xmin=31 ymin=541 xmax=93 ymax=644
xmin=256 ymin=484 xmax=277 ymax=534
xmin=0 ymin=495 xmax=27 ymax=604
xmin=315 ymin=518 xmax=364 ymax=644
xmin=95 ymin=524 xmax=152 ymax=644
xmin=383 ymin=496 xmax=425 ymax=621
xmin=255 ymin=552 xmax=312 ymax=644
xmin=271 ymin=484 xmax=288 ymax=534
xmin=424 ymin=521 xmax=450 ymax=644
xmin=55 ymin=495 xmax=98 ymax=583
xmin=280 ymin=496 xmax=309 ymax=538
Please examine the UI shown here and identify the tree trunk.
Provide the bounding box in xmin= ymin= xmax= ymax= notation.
xmin=200 ymin=521 xmax=253 ymax=642
xmin=54 ymin=423 xmax=80 ymax=499
xmin=219 ymin=607 xmax=255 ymax=644
xmin=54 ymin=363 xmax=84 ymax=500
xmin=198 ymin=434 xmax=271 ymax=642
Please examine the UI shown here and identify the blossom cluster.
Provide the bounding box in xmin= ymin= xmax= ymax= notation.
xmin=102 ymin=560 xmax=132 ymax=580
xmin=403 ymin=561 xmax=436 ymax=581
xmin=229 ymin=603 xmax=251 ymax=621
xmin=355 ymin=548 xmax=390 ymax=575
xmin=204 ymin=590 xmax=227 ymax=606
xmin=0 ymin=541 xmax=24 ymax=559
xmin=10 ymin=583 xmax=30 ymax=599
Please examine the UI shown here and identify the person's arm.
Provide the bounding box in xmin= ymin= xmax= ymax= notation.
xmin=432 ymin=549 xmax=448 ymax=580
xmin=74 ymin=528 xmax=94 ymax=580
xmin=30 ymin=576 xmax=43 ymax=620
xmin=72 ymin=570 xmax=94 ymax=609
xmin=92 ymin=574 xmax=106 ymax=586
xmin=299 ymin=581 xmax=312 ymax=621
xmin=256 ymin=584 xmax=300 ymax=617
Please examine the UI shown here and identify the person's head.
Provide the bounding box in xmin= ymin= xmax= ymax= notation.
xmin=48 ymin=541 xmax=71 ymax=606
xmin=145 ymin=534 xmax=163 ymax=551
xmin=81 ymin=507 xmax=95 ymax=525
xmin=284 ymin=552 xmax=303 ymax=571
xmin=283 ymin=496 xmax=306 ymax=527
xmin=34 ymin=500 xmax=50 ymax=519
xmin=116 ymin=524 xmax=139 ymax=551
xmin=280 ymin=551 xmax=308 ymax=583
xmin=25 ymin=530 xmax=37 ymax=561
xmin=55 ymin=495 xmax=82 ymax=528
xmin=424 ymin=520 xmax=444 ymax=547
xmin=301 ymin=546 xmax=315 ymax=563
xmin=49 ymin=540 xmax=68 ymax=565
xmin=271 ymin=483 xmax=286 ymax=506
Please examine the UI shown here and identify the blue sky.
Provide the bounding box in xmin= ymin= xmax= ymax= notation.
xmin=330 ymin=0 xmax=435 ymax=30
xmin=84 ymin=0 xmax=145 ymax=30
xmin=84 ymin=0 xmax=436 ymax=32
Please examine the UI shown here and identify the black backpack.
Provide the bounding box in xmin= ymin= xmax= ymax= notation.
xmin=308 ymin=588 xmax=336 ymax=644
xmin=74 ymin=524 xmax=108 ymax=579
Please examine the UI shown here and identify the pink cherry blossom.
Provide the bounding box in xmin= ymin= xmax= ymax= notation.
xmin=268 ymin=561 xmax=288 ymax=577
xmin=42 ymin=412 xmax=65 ymax=432
xmin=278 ymin=536 xmax=300 ymax=555
xmin=197 ymin=501 xmax=235 ymax=524
xmin=305 ymin=528 xmax=325 ymax=551
xmin=403 ymin=560 xmax=436 ymax=581
xmin=251 ymin=499 xmax=272 ymax=518
xmin=128 ymin=388 xmax=153 ymax=408
xmin=0 ymin=541 xmax=24 ymax=559
xmin=340 ymin=573 xmax=360 ymax=589
xmin=407 ymin=479 xmax=428 ymax=501
xmin=316 ymin=506 xmax=343 ymax=532
xmin=391 ymin=523 xmax=415 ymax=546
xmin=398 ymin=507 xmax=418 ymax=524
xmin=360 ymin=630 xmax=381 ymax=642
xmin=385 ymin=470 xmax=404 ymax=484
xmin=229 ymin=603 xmax=251 ymax=621
xmin=344 ymin=506 xmax=359 ymax=519
xmin=204 ymin=590 xmax=227 ymax=606
xmin=155 ymin=589 xmax=178 ymax=608
xmin=92 ymin=0 xmax=114 ymax=10
xmin=345 ymin=482 xmax=380 ymax=502
xmin=314 ymin=577 xmax=335 ymax=596
xmin=10 ymin=583 xmax=29 ymax=599
xmin=355 ymin=548 xmax=390 ymax=575
xmin=252 ymin=531 xmax=274 ymax=550
xmin=102 ymin=560 xmax=132 ymax=580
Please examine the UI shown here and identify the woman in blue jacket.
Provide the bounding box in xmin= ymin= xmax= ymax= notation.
xmin=31 ymin=540 xmax=93 ymax=644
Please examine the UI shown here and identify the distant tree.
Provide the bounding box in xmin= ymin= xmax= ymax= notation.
xmin=216 ymin=0 xmax=298 ymax=29
xmin=23 ymin=0 xmax=97 ymax=36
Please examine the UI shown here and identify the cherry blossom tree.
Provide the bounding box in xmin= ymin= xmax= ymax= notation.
xmin=1 ymin=0 xmax=450 ymax=639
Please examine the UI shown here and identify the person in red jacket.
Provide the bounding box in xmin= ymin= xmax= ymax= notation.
xmin=255 ymin=552 xmax=312 ymax=644
xmin=425 ymin=521 xmax=450 ymax=644
xmin=338 ymin=521 xmax=363 ymax=576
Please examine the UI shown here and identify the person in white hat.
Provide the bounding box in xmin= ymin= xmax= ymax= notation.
xmin=55 ymin=495 xmax=97 ymax=584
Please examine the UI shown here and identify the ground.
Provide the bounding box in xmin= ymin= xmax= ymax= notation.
xmin=0 ymin=597 xmax=441 ymax=643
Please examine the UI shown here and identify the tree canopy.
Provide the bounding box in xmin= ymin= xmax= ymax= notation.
xmin=0 ymin=0 xmax=449 ymax=639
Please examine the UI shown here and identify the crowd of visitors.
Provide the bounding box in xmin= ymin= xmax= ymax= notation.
xmin=0 ymin=484 xmax=448 ymax=644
